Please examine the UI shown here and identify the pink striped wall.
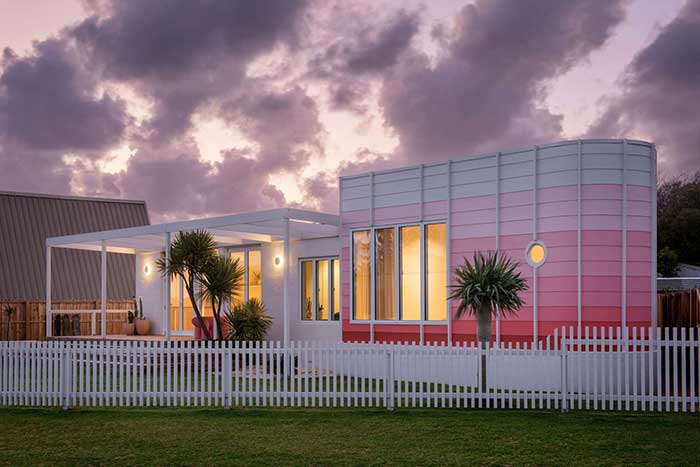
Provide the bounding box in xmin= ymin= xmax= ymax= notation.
xmin=339 ymin=141 xmax=655 ymax=345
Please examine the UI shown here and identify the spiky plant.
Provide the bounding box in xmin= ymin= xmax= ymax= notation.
xmin=200 ymin=255 xmax=244 ymax=339
xmin=448 ymin=251 xmax=528 ymax=346
xmin=156 ymin=230 xmax=217 ymax=340
xmin=224 ymin=298 xmax=272 ymax=342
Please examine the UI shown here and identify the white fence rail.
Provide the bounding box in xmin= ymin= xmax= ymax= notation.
xmin=1 ymin=327 xmax=698 ymax=412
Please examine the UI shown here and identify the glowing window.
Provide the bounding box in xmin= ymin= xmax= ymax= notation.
xmin=526 ymin=242 xmax=547 ymax=267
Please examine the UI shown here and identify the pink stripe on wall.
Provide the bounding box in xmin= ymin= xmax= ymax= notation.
xmin=374 ymin=204 xmax=419 ymax=223
xmin=452 ymin=194 xmax=496 ymax=212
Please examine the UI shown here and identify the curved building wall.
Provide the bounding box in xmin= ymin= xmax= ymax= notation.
xmin=339 ymin=139 xmax=656 ymax=344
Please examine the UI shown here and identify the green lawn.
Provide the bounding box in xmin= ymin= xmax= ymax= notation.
xmin=0 ymin=408 xmax=698 ymax=466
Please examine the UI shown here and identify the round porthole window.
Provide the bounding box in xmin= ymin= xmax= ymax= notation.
xmin=526 ymin=241 xmax=547 ymax=268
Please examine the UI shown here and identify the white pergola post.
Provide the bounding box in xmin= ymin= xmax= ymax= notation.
xmin=164 ymin=232 xmax=171 ymax=342
xmin=100 ymin=240 xmax=107 ymax=338
xmin=45 ymin=245 xmax=52 ymax=338
xmin=283 ymin=217 xmax=290 ymax=347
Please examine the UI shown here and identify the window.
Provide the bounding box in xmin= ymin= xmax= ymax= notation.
xmin=352 ymin=222 xmax=447 ymax=322
xmin=425 ymin=223 xmax=447 ymax=321
xmin=229 ymin=249 xmax=263 ymax=305
xmin=375 ymin=228 xmax=395 ymax=320
xmin=301 ymin=257 xmax=340 ymax=321
xmin=353 ymin=231 xmax=371 ymax=320
xmin=169 ymin=275 xmax=196 ymax=332
xmin=400 ymin=226 xmax=421 ymax=320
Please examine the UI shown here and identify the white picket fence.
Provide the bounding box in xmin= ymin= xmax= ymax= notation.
xmin=0 ymin=327 xmax=698 ymax=412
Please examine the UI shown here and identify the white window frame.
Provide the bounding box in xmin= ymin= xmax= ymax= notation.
xmin=299 ymin=256 xmax=341 ymax=323
xmin=227 ymin=246 xmax=263 ymax=303
xmin=350 ymin=220 xmax=447 ymax=324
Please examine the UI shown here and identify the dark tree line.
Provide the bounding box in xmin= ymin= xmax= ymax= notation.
xmin=657 ymin=172 xmax=700 ymax=276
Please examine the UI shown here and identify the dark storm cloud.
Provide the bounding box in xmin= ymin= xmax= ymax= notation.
xmin=0 ymin=39 xmax=129 ymax=151
xmin=118 ymin=141 xmax=288 ymax=221
xmin=72 ymin=0 xmax=310 ymax=140
xmin=72 ymin=0 xmax=309 ymax=81
xmin=308 ymin=8 xmax=420 ymax=112
xmin=587 ymin=0 xmax=700 ymax=175
xmin=380 ymin=0 xmax=627 ymax=163
xmin=220 ymin=84 xmax=323 ymax=172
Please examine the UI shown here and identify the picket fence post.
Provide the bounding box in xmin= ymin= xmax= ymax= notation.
xmin=561 ymin=330 xmax=568 ymax=412
xmin=224 ymin=342 xmax=232 ymax=409
xmin=60 ymin=343 xmax=71 ymax=410
xmin=385 ymin=348 xmax=395 ymax=411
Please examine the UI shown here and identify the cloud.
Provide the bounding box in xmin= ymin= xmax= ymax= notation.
xmin=308 ymin=7 xmax=420 ymax=113
xmin=72 ymin=0 xmax=310 ymax=141
xmin=0 ymin=39 xmax=129 ymax=151
xmin=380 ymin=0 xmax=627 ymax=163
xmin=219 ymin=84 xmax=323 ymax=172
xmin=116 ymin=140 xmax=289 ymax=222
xmin=587 ymin=0 xmax=700 ymax=176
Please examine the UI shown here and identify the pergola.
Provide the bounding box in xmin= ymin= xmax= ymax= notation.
xmin=46 ymin=208 xmax=340 ymax=343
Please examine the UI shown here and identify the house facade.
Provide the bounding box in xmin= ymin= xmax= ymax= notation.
xmin=46 ymin=139 xmax=657 ymax=345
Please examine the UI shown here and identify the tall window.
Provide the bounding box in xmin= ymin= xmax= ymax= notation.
xmin=301 ymin=257 xmax=340 ymax=321
xmin=229 ymin=249 xmax=262 ymax=305
xmin=400 ymin=226 xmax=421 ymax=320
xmin=353 ymin=231 xmax=370 ymax=320
xmin=352 ymin=223 xmax=447 ymax=322
xmin=375 ymin=228 xmax=395 ymax=320
xmin=425 ymin=223 xmax=447 ymax=321
xmin=169 ymin=275 xmax=195 ymax=332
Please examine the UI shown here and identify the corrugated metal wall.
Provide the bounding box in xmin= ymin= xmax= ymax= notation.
xmin=0 ymin=192 xmax=149 ymax=301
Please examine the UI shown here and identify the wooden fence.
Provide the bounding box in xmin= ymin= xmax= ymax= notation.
xmin=1 ymin=326 xmax=698 ymax=412
xmin=658 ymin=288 xmax=700 ymax=328
xmin=0 ymin=301 xmax=132 ymax=341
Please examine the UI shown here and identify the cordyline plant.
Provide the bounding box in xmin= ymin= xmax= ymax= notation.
xmin=156 ymin=230 xmax=217 ymax=340
xmin=224 ymin=298 xmax=272 ymax=342
xmin=200 ymin=255 xmax=244 ymax=339
xmin=448 ymin=251 xmax=528 ymax=347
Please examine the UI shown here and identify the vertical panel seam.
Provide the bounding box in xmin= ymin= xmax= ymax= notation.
xmin=446 ymin=160 xmax=452 ymax=346
xmin=622 ymin=140 xmax=628 ymax=329
xmin=577 ymin=140 xmax=582 ymax=333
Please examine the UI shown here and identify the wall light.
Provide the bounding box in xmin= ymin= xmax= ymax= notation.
xmin=274 ymin=255 xmax=283 ymax=268
xmin=144 ymin=263 xmax=152 ymax=276
xmin=526 ymin=241 xmax=547 ymax=268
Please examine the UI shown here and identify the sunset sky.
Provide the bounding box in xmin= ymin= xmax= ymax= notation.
xmin=1 ymin=0 xmax=698 ymax=221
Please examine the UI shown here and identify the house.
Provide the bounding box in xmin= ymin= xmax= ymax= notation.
xmin=46 ymin=139 xmax=656 ymax=344
xmin=0 ymin=191 xmax=150 ymax=339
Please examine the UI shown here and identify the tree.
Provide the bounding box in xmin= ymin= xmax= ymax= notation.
xmin=448 ymin=251 xmax=528 ymax=393
xmin=658 ymin=173 xmax=700 ymax=267
xmin=200 ymin=255 xmax=244 ymax=339
xmin=657 ymin=246 xmax=679 ymax=278
xmin=156 ymin=230 xmax=217 ymax=340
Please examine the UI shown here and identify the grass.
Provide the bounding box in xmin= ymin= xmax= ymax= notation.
xmin=0 ymin=408 xmax=698 ymax=466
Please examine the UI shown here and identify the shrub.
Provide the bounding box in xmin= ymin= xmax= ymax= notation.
xmin=224 ymin=298 xmax=272 ymax=342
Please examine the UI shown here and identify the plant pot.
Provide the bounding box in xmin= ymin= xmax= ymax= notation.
xmin=135 ymin=318 xmax=151 ymax=336
xmin=122 ymin=322 xmax=135 ymax=335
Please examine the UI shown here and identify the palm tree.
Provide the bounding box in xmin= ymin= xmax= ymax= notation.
xmin=156 ymin=230 xmax=217 ymax=340
xmin=448 ymin=251 xmax=528 ymax=393
xmin=200 ymin=255 xmax=244 ymax=339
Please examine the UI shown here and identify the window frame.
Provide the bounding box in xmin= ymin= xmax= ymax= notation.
xmin=299 ymin=256 xmax=341 ymax=323
xmin=349 ymin=220 xmax=448 ymax=324
xmin=227 ymin=246 xmax=263 ymax=305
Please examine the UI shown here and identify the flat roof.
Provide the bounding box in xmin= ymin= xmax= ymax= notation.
xmin=47 ymin=207 xmax=340 ymax=254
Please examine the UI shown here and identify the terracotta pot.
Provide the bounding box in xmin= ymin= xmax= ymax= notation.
xmin=135 ymin=318 xmax=151 ymax=336
xmin=122 ymin=322 xmax=135 ymax=335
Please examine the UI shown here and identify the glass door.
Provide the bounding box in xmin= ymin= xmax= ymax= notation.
xmin=169 ymin=275 xmax=196 ymax=334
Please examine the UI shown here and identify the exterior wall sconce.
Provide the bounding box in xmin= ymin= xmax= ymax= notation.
xmin=274 ymin=255 xmax=283 ymax=268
